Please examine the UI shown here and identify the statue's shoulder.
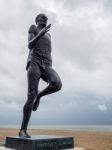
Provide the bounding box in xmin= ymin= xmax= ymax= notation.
xmin=28 ymin=24 xmax=36 ymax=34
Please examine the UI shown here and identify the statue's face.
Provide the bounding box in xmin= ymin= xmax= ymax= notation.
xmin=37 ymin=14 xmax=48 ymax=27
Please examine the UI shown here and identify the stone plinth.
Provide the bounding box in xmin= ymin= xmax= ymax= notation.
xmin=5 ymin=135 xmax=74 ymax=150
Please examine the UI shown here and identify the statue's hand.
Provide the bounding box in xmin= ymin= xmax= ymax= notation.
xmin=39 ymin=24 xmax=51 ymax=37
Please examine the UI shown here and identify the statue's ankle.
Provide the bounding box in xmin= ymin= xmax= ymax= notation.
xmin=20 ymin=129 xmax=27 ymax=131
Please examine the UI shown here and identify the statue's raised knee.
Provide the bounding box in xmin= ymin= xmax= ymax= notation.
xmin=52 ymin=81 xmax=62 ymax=91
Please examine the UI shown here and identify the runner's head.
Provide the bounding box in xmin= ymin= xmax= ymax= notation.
xmin=35 ymin=13 xmax=48 ymax=27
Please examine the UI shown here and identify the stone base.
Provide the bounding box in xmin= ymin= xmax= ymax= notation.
xmin=0 ymin=147 xmax=85 ymax=150
xmin=5 ymin=135 xmax=74 ymax=150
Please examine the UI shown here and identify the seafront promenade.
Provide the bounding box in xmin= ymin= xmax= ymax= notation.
xmin=0 ymin=128 xmax=112 ymax=150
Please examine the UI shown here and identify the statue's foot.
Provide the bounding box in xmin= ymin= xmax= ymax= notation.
xmin=32 ymin=95 xmax=41 ymax=111
xmin=19 ymin=130 xmax=31 ymax=138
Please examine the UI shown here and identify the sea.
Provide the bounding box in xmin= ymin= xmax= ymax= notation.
xmin=0 ymin=125 xmax=112 ymax=132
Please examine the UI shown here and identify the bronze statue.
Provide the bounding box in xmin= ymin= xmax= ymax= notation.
xmin=19 ymin=14 xmax=62 ymax=138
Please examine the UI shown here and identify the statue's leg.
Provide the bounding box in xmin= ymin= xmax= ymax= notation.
xmin=19 ymin=62 xmax=41 ymax=138
xmin=33 ymin=66 xmax=62 ymax=111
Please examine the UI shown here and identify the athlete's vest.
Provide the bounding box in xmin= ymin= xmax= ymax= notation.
xmin=26 ymin=25 xmax=52 ymax=70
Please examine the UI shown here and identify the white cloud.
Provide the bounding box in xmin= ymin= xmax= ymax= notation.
xmin=98 ymin=104 xmax=107 ymax=111
xmin=0 ymin=99 xmax=21 ymax=112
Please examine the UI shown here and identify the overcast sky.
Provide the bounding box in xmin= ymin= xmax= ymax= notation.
xmin=0 ymin=0 xmax=112 ymax=126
